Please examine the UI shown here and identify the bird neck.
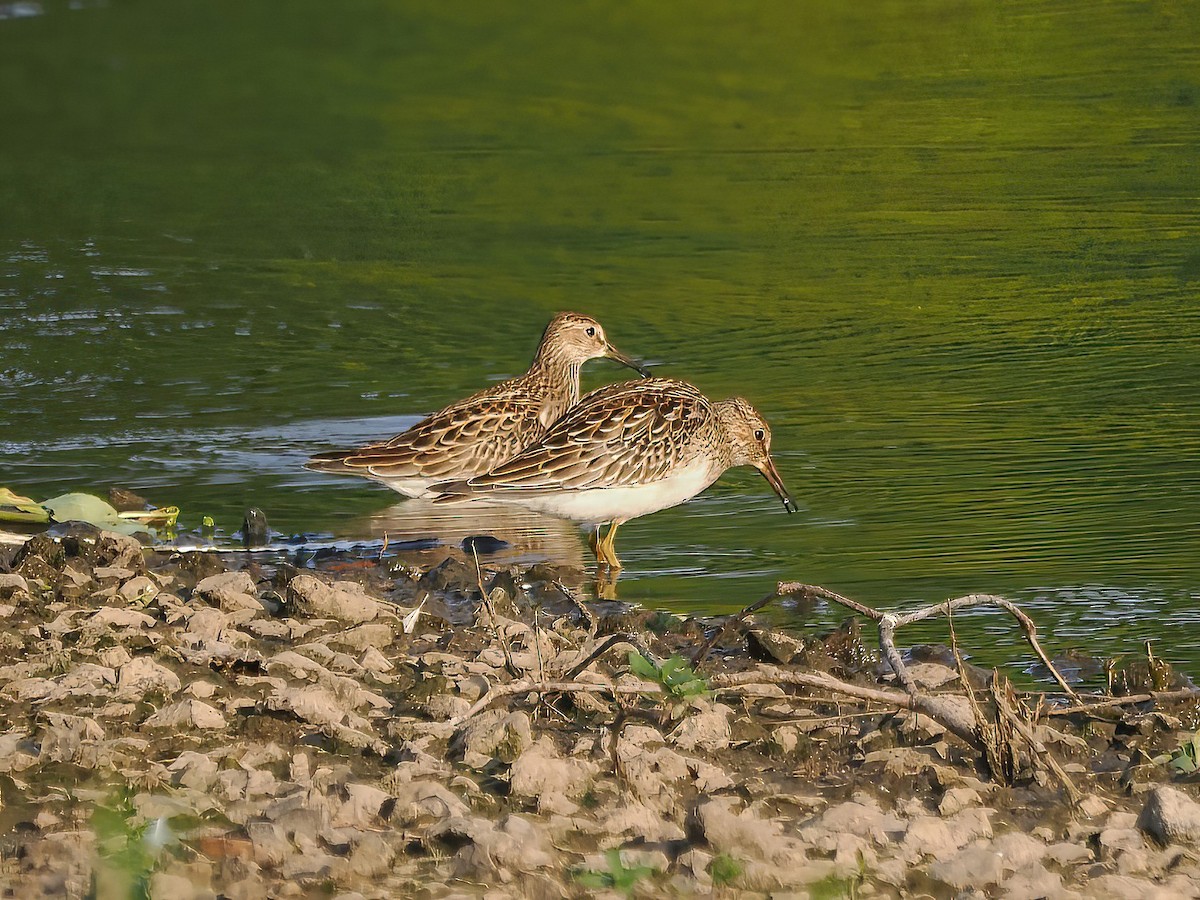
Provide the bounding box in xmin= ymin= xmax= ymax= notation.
xmin=711 ymin=400 xmax=744 ymax=469
xmin=528 ymin=345 xmax=582 ymax=418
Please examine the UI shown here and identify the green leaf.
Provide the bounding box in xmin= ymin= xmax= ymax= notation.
xmin=628 ymin=651 xmax=660 ymax=679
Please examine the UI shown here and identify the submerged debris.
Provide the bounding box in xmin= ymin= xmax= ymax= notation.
xmin=0 ymin=529 xmax=1198 ymax=897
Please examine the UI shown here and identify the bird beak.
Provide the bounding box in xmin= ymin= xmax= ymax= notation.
xmin=605 ymin=342 xmax=651 ymax=378
xmin=756 ymin=456 xmax=797 ymax=514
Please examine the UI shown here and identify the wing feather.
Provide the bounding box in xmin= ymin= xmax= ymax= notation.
xmin=310 ymin=387 xmax=545 ymax=481
xmin=456 ymin=379 xmax=713 ymax=495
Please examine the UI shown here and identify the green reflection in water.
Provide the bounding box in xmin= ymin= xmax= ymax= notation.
xmin=2 ymin=0 xmax=1199 ymax=673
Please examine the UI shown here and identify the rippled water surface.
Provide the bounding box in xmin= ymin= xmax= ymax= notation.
xmin=2 ymin=0 xmax=1199 ymax=674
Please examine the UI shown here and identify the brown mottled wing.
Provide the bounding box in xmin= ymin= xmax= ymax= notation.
xmin=308 ymin=387 xmax=546 ymax=481
xmin=455 ymin=379 xmax=711 ymax=494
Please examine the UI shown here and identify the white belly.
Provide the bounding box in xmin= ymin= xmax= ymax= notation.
xmin=504 ymin=459 xmax=721 ymax=524
xmin=373 ymin=476 xmax=439 ymax=499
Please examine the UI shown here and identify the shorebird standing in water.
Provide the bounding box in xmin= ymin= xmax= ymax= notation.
xmin=433 ymin=377 xmax=796 ymax=570
xmin=306 ymin=313 xmax=647 ymax=498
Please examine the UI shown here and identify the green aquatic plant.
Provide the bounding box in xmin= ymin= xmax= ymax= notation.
xmin=573 ymin=848 xmax=657 ymax=896
xmin=708 ymin=853 xmax=743 ymax=886
xmin=1153 ymin=728 xmax=1200 ymax=775
xmin=628 ymin=651 xmax=710 ymax=700
xmin=91 ymin=788 xmax=176 ymax=900
xmin=808 ymin=852 xmax=868 ymax=899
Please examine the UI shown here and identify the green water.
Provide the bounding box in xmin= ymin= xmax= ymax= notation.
xmin=2 ymin=0 xmax=1199 ymax=675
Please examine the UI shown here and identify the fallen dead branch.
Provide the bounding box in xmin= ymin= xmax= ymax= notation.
xmin=777 ymin=583 xmax=1080 ymax=703
xmin=1043 ymin=688 xmax=1200 ymax=718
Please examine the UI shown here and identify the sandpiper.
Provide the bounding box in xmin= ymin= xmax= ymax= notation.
xmin=433 ymin=377 xmax=796 ymax=569
xmin=306 ymin=313 xmax=647 ymax=498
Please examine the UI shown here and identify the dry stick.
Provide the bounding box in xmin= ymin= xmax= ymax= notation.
xmin=691 ymin=591 xmax=781 ymax=668
xmin=947 ymin=604 xmax=1002 ymax=776
xmin=780 ymin=583 xmax=1080 ymax=703
xmin=1044 ymin=688 xmax=1200 ymax=717
xmin=471 ymin=545 xmax=518 ymax=677
xmin=987 ymin=673 xmax=1081 ymax=802
xmin=562 ymin=633 xmax=650 ymax=681
xmin=554 ymin=579 xmax=597 ymax=639
xmin=448 ymin=679 xmax=655 ymax=726
xmin=777 ymin=582 xmax=884 ymax=621
xmin=710 ymin=667 xmax=982 ymax=748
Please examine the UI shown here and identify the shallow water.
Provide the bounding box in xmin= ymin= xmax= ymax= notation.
xmin=2 ymin=0 xmax=1199 ymax=675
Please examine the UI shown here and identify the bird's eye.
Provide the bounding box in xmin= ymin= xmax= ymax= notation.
xmin=585 ymin=327 xmax=596 ymax=337
xmin=754 ymin=429 xmax=765 ymax=441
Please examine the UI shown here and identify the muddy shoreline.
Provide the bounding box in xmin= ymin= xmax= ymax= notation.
xmin=1 ymin=526 xmax=1199 ymax=898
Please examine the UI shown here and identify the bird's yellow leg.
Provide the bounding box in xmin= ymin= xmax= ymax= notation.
xmin=599 ymin=520 xmax=625 ymax=571
xmin=587 ymin=526 xmax=602 ymax=563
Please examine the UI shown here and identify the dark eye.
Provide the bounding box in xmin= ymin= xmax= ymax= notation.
xmin=585 ymin=327 xmax=596 ymax=337
xmin=754 ymin=429 xmax=765 ymax=441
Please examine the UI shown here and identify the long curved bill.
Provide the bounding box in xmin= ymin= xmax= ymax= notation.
xmin=605 ymin=342 xmax=651 ymax=378
xmin=757 ymin=456 xmax=798 ymax=514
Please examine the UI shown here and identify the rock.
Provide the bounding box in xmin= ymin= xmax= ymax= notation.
xmin=148 ymin=871 xmax=212 ymax=900
xmin=89 ymin=607 xmax=156 ymax=629
xmin=419 ymin=557 xmax=479 ymax=594
xmin=195 ymin=571 xmax=261 ymax=611
xmin=668 ymin=702 xmax=732 ymax=752
xmin=929 ymin=844 xmax=1005 ymax=890
xmin=1100 ymin=826 xmax=1147 ymax=856
xmin=509 ymin=737 xmax=598 ymax=815
xmin=358 ymin=647 xmax=394 ymax=673
xmin=1137 ymin=785 xmax=1200 ymax=845
xmin=1079 ymin=793 xmax=1110 ymax=819
xmin=117 ymin=575 xmax=159 ymax=604
xmin=117 ymin=656 xmax=182 ymax=699
xmin=328 ymin=622 xmax=395 ymax=651
xmin=1000 ymin=863 xmax=1071 ymax=900
xmin=342 ymin=833 xmax=395 ymax=879
xmin=992 ymin=831 xmax=1048 ymax=869
xmin=288 ymin=575 xmax=385 ymax=624
xmin=811 ymin=797 xmax=906 ymax=845
xmin=947 ymin=806 xmax=994 ymax=843
xmin=1045 ymin=841 xmax=1093 ymax=866
xmin=388 ymin=781 xmax=470 ymax=825
xmin=906 ymin=662 xmax=959 ymax=689
xmin=333 ymin=783 xmax=390 ymax=827
xmin=425 ymin=814 xmax=555 ymax=876
xmin=599 ymin=803 xmax=687 ymax=842
xmin=454 ymin=710 xmax=532 ymax=769
xmin=613 ymin=728 xmax=691 ymax=811
xmin=142 ymin=699 xmax=227 ymax=730
xmin=168 ymin=751 xmax=220 ymax=792
xmin=246 ymin=822 xmax=290 ymax=867
xmin=696 ymin=797 xmax=808 ymax=867
xmin=903 ymin=816 xmax=965 ymax=861
xmin=0 ymin=573 xmax=30 ymax=600
xmin=266 ymin=684 xmax=373 ymax=732
xmin=939 ymin=786 xmax=982 ymax=816
xmin=1085 ymin=874 xmax=1172 ymax=899
xmin=746 ymin=628 xmax=806 ymax=664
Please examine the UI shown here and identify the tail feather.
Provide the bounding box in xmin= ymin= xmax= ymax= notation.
xmin=304 ymin=452 xmax=356 ymax=474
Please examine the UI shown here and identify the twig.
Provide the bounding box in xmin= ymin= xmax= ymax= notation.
xmin=710 ymin=667 xmax=981 ymax=747
xmin=471 ymin=545 xmax=518 ymax=677
xmin=692 ymin=591 xmax=781 ymax=668
xmin=1043 ymin=688 xmax=1200 ymax=717
xmin=781 ymin=584 xmax=1080 ymax=703
xmin=562 ymin=633 xmax=644 ymax=681
xmin=555 ymin=579 xmax=597 ymax=639
xmin=448 ymin=679 xmax=653 ymax=726
xmin=777 ymin=582 xmax=884 ymax=621
xmin=990 ymin=676 xmax=1081 ymax=803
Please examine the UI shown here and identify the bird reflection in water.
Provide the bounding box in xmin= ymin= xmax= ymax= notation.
xmin=341 ymin=499 xmax=625 ymax=596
